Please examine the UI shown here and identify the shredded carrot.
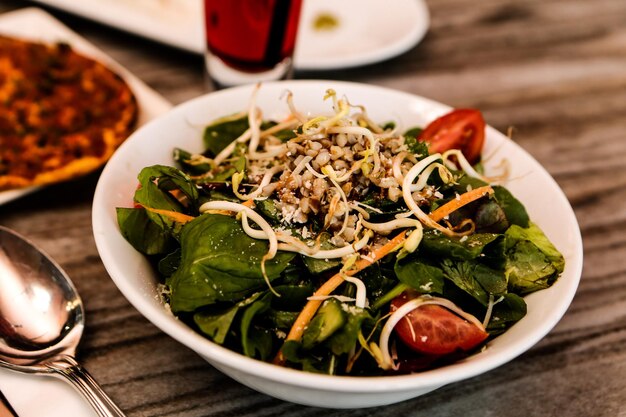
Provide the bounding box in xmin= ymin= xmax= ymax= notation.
xmin=143 ymin=206 xmax=195 ymax=224
xmin=428 ymin=185 xmax=494 ymax=222
xmin=273 ymin=230 xmax=408 ymax=365
xmin=143 ymin=199 xmax=254 ymax=224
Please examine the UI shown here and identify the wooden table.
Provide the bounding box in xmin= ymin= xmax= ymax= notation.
xmin=1 ymin=0 xmax=625 ymax=415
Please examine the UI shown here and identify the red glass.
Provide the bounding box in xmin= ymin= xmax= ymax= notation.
xmin=204 ymin=0 xmax=302 ymax=73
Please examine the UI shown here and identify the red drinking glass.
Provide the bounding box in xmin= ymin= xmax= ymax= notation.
xmin=203 ymin=0 xmax=303 ymax=88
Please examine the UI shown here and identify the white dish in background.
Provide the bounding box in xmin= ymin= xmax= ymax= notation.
xmin=30 ymin=0 xmax=430 ymax=70
xmin=294 ymin=0 xmax=429 ymax=70
xmin=92 ymin=80 xmax=583 ymax=408
xmin=0 ymin=8 xmax=172 ymax=417
xmin=0 ymin=7 xmax=172 ymax=207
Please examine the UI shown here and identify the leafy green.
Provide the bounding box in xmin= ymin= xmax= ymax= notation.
xmin=201 ymin=117 xmax=296 ymax=158
xmin=486 ymin=293 xmax=527 ymax=335
xmin=420 ymin=230 xmax=501 ymax=261
xmin=507 ymin=223 xmax=564 ymax=273
xmin=454 ymin=174 xmax=489 ymax=192
xmin=441 ymin=260 xmax=490 ymax=305
xmin=473 ymin=263 xmax=508 ymax=296
xmin=135 ymin=165 xmax=199 ymax=213
xmin=505 ymin=241 xmax=558 ymax=294
xmin=281 ymin=340 xmax=330 ymax=374
xmin=271 ymin=283 xmax=314 ymax=311
xmin=475 ymin=200 xmax=509 ymax=233
xmin=254 ymin=198 xmax=282 ymax=224
xmin=205 ymin=189 xmax=241 ymax=203
xmin=380 ymin=121 xmax=396 ymax=130
xmin=356 ymin=261 xmax=398 ymax=302
xmin=173 ymin=148 xmax=212 ymax=176
xmin=265 ymin=309 xmax=299 ymax=329
xmin=208 ymin=143 xmax=247 ymax=182
xmin=441 ymin=259 xmax=507 ymax=306
xmin=166 ymin=214 xmax=295 ymax=312
xmin=493 ymin=186 xmax=530 ymax=228
xmin=394 ymin=257 xmax=444 ymax=294
xmin=194 ymin=305 xmax=239 ymax=344
xmin=505 ymin=223 xmax=564 ymax=294
xmin=240 ymin=292 xmax=273 ymax=359
xmin=203 ymin=115 xmax=248 ymax=155
xmin=193 ymin=291 xmax=267 ymax=347
xmin=302 ymin=299 xmax=346 ymax=349
xmin=327 ymin=306 xmax=371 ymax=356
xmin=116 ymin=207 xmax=175 ymax=255
xmin=301 ymin=233 xmax=342 ymax=275
xmin=158 ymin=248 xmax=181 ymax=277
xmin=403 ymin=127 xmax=428 ymax=156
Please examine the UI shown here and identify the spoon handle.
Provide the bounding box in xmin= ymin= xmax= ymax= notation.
xmin=47 ymin=356 xmax=125 ymax=417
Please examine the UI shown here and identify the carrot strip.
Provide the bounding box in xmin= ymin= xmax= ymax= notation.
xmin=143 ymin=206 xmax=195 ymax=224
xmin=428 ymin=185 xmax=494 ymax=222
xmin=273 ymin=230 xmax=408 ymax=365
xmin=143 ymin=199 xmax=255 ymax=224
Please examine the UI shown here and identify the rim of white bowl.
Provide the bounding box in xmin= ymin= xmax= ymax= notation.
xmin=93 ymin=80 xmax=583 ymax=393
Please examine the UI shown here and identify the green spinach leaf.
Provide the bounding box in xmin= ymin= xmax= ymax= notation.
xmin=441 ymin=260 xmax=489 ymax=305
xmin=301 ymin=233 xmax=342 ymax=275
xmin=394 ymin=257 xmax=444 ymax=294
xmin=403 ymin=127 xmax=428 ymax=157
xmin=327 ymin=305 xmax=371 ymax=356
xmin=281 ymin=340 xmax=330 ymax=374
xmin=493 ymin=186 xmax=529 ymax=228
xmin=486 ymin=293 xmax=527 ymax=335
xmin=240 ymin=292 xmax=273 ymax=359
xmin=167 ymin=214 xmax=295 ymax=312
xmin=116 ymin=207 xmax=175 ymax=255
xmin=193 ymin=292 xmax=264 ymax=345
xmin=207 ymin=143 xmax=247 ymax=183
xmin=203 ymin=115 xmax=248 ymax=155
xmin=173 ymin=148 xmax=212 ymax=176
xmin=265 ymin=309 xmax=299 ymax=330
xmin=421 ymin=230 xmax=500 ymax=261
xmin=302 ymin=299 xmax=346 ymax=349
xmin=474 ymin=200 xmax=509 ymax=233
xmin=135 ymin=165 xmax=199 ymax=213
xmin=158 ymin=248 xmax=181 ymax=277
xmin=505 ymin=223 xmax=564 ymax=294
xmin=271 ymin=283 xmax=314 ymax=311
xmin=194 ymin=305 xmax=239 ymax=344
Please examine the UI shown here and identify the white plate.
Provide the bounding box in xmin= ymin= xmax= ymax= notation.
xmin=294 ymin=0 xmax=429 ymax=70
xmin=30 ymin=0 xmax=429 ymax=70
xmin=0 ymin=8 xmax=172 ymax=417
xmin=0 ymin=7 xmax=172 ymax=206
xmin=92 ymin=80 xmax=583 ymax=408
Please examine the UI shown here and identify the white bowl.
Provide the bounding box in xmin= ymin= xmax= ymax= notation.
xmin=92 ymin=80 xmax=583 ymax=408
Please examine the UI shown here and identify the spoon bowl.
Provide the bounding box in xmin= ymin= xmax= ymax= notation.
xmin=0 ymin=226 xmax=124 ymax=417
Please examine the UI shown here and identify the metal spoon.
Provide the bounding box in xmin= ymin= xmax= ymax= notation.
xmin=0 ymin=226 xmax=124 ymax=417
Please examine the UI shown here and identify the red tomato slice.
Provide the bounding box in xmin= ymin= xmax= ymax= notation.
xmin=391 ymin=293 xmax=488 ymax=356
xmin=418 ymin=109 xmax=486 ymax=165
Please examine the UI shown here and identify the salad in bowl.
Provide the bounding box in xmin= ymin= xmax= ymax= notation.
xmin=93 ymin=81 xmax=581 ymax=407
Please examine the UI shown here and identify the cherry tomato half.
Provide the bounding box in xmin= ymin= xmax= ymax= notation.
xmin=418 ymin=109 xmax=486 ymax=165
xmin=391 ymin=293 xmax=488 ymax=356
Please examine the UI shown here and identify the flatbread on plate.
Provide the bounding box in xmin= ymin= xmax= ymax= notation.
xmin=0 ymin=34 xmax=138 ymax=191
